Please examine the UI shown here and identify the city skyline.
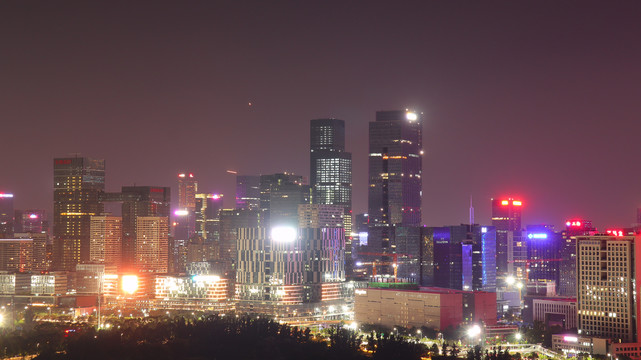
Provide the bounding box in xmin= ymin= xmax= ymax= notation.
xmin=2 ymin=1 xmax=641 ymax=230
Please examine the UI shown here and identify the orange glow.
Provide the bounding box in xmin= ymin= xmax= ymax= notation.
xmin=122 ymin=275 xmax=138 ymax=294
xmin=178 ymin=173 xmax=186 ymax=178
xmin=512 ymin=200 xmax=522 ymax=206
xmin=501 ymin=200 xmax=509 ymax=205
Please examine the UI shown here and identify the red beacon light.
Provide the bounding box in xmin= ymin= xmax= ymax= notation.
xmin=566 ymin=220 xmax=583 ymax=227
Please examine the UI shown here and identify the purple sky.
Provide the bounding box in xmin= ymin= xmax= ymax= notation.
xmin=1 ymin=1 xmax=641 ymax=230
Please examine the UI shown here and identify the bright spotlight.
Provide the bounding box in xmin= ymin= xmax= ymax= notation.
xmin=406 ymin=112 xmax=418 ymax=121
xmin=122 ymin=275 xmax=138 ymax=294
xmin=515 ymin=333 xmax=522 ymax=340
xmin=467 ymin=324 xmax=481 ymax=338
xmin=505 ymin=276 xmax=515 ymax=285
xmin=271 ymin=226 xmax=297 ymax=242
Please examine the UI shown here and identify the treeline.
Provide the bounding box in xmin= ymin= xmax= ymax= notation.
xmin=14 ymin=315 xmax=427 ymax=360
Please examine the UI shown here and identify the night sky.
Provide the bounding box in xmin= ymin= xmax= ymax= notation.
xmin=2 ymin=1 xmax=641 ymax=230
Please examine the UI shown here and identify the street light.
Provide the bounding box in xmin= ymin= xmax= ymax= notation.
xmin=467 ymin=325 xmax=481 ymax=338
xmin=515 ymin=333 xmax=522 ymax=341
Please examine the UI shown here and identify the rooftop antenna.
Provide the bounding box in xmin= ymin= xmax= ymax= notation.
xmin=469 ymin=195 xmax=474 ymax=225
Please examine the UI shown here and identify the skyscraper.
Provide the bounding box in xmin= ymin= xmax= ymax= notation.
xmin=120 ymin=186 xmax=170 ymax=271
xmin=90 ymin=215 xmax=122 ymax=268
xmin=491 ymin=198 xmax=522 ymax=280
xmin=177 ymin=172 xmax=197 ymax=212
xmin=53 ymin=157 xmax=105 ymax=270
xmin=235 ymin=175 xmax=260 ymax=210
xmin=135 ymin=216 xmax=169 ymax=273
xmin=576 ymin=234 xmax=639 ymax=342
xmin=366 ymin=110 xmax=422 ymax=273
xmin=310 ymin=119 xmax=352 ymax=232
xmin=0 ymin=194 xmax=14 ymax=237
xmin=559 ymin=219 xmax=596 ymax=297
xmin=525 ymin=224 xmax=561 ymax=284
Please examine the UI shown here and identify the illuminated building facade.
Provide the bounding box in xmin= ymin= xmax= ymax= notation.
xmin=177 ymin=172 xmax=197 ymax=212
xmin=53 ymin=157 xmax=105 ymax=271
xmin=354 ymin=287 xmax=496 ymax=330
xmin=218 ymin=209 xmax=260 ymax=274
xmin=89 ymin=215 xmax=122 ymax=268
xmin=310 ymin=119 xmax=352 ymax=231
xmin=366 ymin=110 xmax=422 ymax=273
xmin=430 ymin=225 xmax=496 ymax=292
xmin=559 ymin=220 xmax=596 ymax=297
xmin=525 ymin=224 xmax=561 ymax=284
xmin=154 ymin=274 xmax=230 ymax=310
xmin=0 ymin=193 xmax=14 ymax=237
xmin=135 ymin=216 xmax=169 ymax=273
xmin=0 ymin=238 xmax=33 ymax=272
xmin=491 ymin=198 xmax=522 ymax=279
xmin=236 ymin=175 xmax=260 ymax=210
xmin=14 ymin=209 xmax=47 ymax=234
xmin=13 ymin=232 xmax=47 ymax=271
xmin=235 ymin=225 xmax=346 ymax=316
xmin=259 ymin=173 xmax=310 ymax=227
xmin=120 ymin=186 xmax=170 ymax=271
xmin=195 ymin=193 xmax=223 ymax=242
xmin=576 ymin=234 xmax=638 ymax=342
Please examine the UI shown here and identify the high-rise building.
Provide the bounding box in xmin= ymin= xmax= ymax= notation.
xmin=259 ymin=173 xmax=310 ymax=228
xmin=135 ymin=216 xmax=169 ymax=273
xmin=15 ymin=210 xmax=47 ymax=234
xmin=559 ymin=219 xmax=596 ymax=297
xmin=89 ymin=215 xmax=122 ymax=268
xmin=491 ymin=198 xmax=522 ymax=280
xmin=525 ymin=224 xmax=561 ymax=285
xmin=310 ymin=119 xmax=352 ymax=230
xmin=177 ymin=172 xmax=197 ymax=212
xmin=0 ymin=194 xmax=14 ymax=237
xmin=430 ymin=224 xmax=497 ymax=292
xmin=120 ymin=186 xmax=170 ymax=271
xmin=235 ymin=176 xmax=260 ymax=210
xmin=195 ymin=193 xmax=223 ymax=242
xmin=367 ymin=110 xmax=422 ymax=271
xmin=218 ymin=208 xmax=260 ymax=275
xmin=53 ymin=157 xmax=105 ymax=271
xmin=577 ymin=234 xmax=639 ymax=342
xmin=14 ymin=232 xmax=47 ymax=271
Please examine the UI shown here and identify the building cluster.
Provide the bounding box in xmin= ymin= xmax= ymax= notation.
xmin=3 ymin=109 xmax=641 ymax=359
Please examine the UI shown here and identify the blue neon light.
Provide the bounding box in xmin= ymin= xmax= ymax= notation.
xmin=527 ymin=233 xmax=548 ymax=239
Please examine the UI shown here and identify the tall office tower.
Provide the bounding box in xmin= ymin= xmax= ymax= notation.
xmin=89 ymin=215 xmax=122 ymax=268
xmin=235 ymin=176 xmax=260 ymax=210
xmin=177 ymin=172 xmax=197 ymax=212
xmin=259 ymin=173 xmax=306 ymax=223
xmin=135 ymin=216 xmax=169 ymax=273
xmin=259 ymin=173 xmax=310 ymax=227
xmin=559 ymin=219 xmax=596 ymax=297
xmin=53 ymin=157 xmax=105 ymax=271
xmin=120 ymin=186 xmax=170 ymax=271
xmin=367 ymin=110 xmax=422 ymax=272
xmin=14 ymin=232 xmax=47 ymax=271
xmin=491 ymin=198 xmax=522 ymax=280
xmin=310 ymin=119 xmax=352 ymax=231
xmin=15 ymin=210 xmax=47 ymax=234
xmin=0 ymin=194 xmax=14 ymax=237
xmin=577 ymin=234 xmax=639 ymax=342
xmin=195 ymin=193 xmax=223 ymax=242
xmin=525 ymin=224 xmax=561 ymax=285
xmin=218 ymin=209 xmax=260 ymax=274
xmin=430 ymin=224 xmax=497 ymax=292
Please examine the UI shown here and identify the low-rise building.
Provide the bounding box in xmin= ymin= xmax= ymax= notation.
xmin=355 ymin=286 xmax=496 ymax=330
xmin=552 ymin=334 xmax=608 ymax=356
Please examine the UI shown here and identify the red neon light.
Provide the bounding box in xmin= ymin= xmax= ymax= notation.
xmin=55 ymin=159 xmax=72 ymax=165
xmin=150 ymin=188 xmax=164 ymax=193
xmin=512 ymin=200 xmax=522 ymax=206
xmin=501 ymin=200 xmax=509 ymax=206
xmin=606 ymin=229 xmax=624 ymax=237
